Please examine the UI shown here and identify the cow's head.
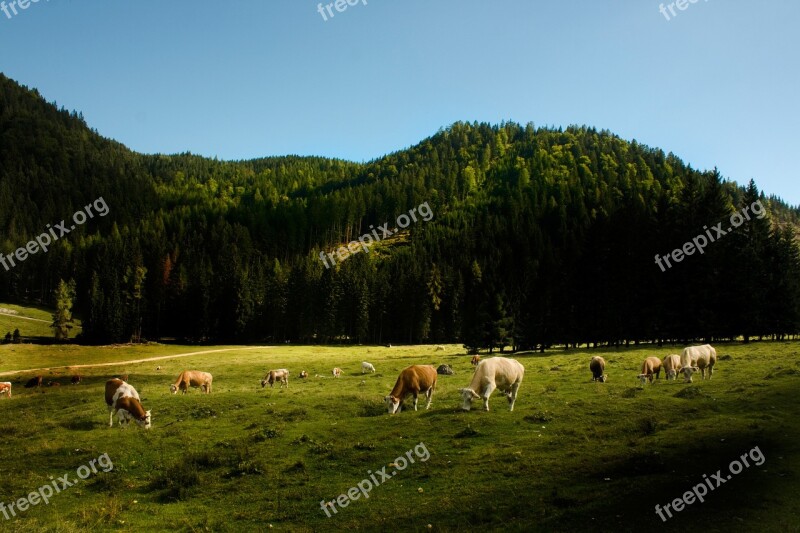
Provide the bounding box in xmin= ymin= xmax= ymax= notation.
xmin=666 ymin=369 xmax=677 ymax=380
xmin=384 ymin=395 xmax=401 ymax=414
xmin=459 ymin=388 xmax=480 ymax=410
xmin=136 ymin=410 xmax=152 ymax=429
xmin=169 ymin=384 xmax=179 ymax=394
xmin=637 ymin=374 xmax=648 ymax=386
xmin=260 ymin=379 xmax=269 ymax=388
xmin=681 ymin=366 xmax=700 ymax=383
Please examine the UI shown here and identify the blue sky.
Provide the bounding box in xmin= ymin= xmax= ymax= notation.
xmin=1 ymin=0 xmax=798 ymax=204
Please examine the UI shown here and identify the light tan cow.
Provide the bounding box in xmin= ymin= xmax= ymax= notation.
xmin=460 ymin=357 xmax=524 ymax=412
xmin=662 ymin=354 xmax=682 ymax=380
xmin=261 ymin=369 xmax=289 ymax=389
xmin=638 ymin=357 xmax=663 ymax=385
xmin=170 ymin=370 xmax=213 ymax=394
xmin=105 ymin=379 xmax=151 ymax=429
xmin=332 ymin=367 xmax=342 ymax=378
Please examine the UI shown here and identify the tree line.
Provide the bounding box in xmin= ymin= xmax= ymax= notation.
xmin=2 ymin=74 xmax=799 ymax=349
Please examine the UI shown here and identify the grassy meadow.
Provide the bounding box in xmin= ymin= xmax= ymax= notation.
xmin=0 ymin=342 xmax=799 ymax=532
xmin=0 ymin=303 xmax=77 ymax=341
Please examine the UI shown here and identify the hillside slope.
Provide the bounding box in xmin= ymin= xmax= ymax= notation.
xmin=1 ymin=74 xmax=799 ymax=346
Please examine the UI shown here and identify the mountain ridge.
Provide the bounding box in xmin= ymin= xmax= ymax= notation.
xmin=2 ymin=73 xmax=799 ymax=347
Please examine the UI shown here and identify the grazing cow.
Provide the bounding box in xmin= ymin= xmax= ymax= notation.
xmin=680 ymin=366 xmax=700 ymax=383
xmin=362 ymin=362 xmax=376 ymax=374
xmin=680 ymin=344 xmax=716 ymax=381
xmin=299 ymin=371 xmax=309 ymax=379
xmin=24 ymin=376 xmax=42 ymax=388
xmin=384 ymin=365 xmax=438 ymax=414
xmin=156 ymin=366 xmax=162 ymax=371
xmin=662 ymin=354 xmax=682 ymax=381
xmin=170 ymin=370 xmax=213 ymax=394
xmin=261 ymin=369 xmax=289 ymax=389
xmin=589 ymin=356 xmax=607 ymax=382
xmin=434 ymin=345 xmax=445 ymax=351
xmin=105 ymin=379 xmax=151 ymax=429
xmin=71 ymin=375 xmax=82 ymax=385
xmin=459 ymin=357 xmax=524 ymax=412
xmin=471 ymin=355 xmax=481 ymax=367
xmin=0 ymin=382 xmax=11 ymax=398
xmin=332 ymin=367 xmax=342 ymax=378
xmin=437 ymin=364 xmax=455 ymax=375
xmin=638 ymin=357 xmax=663 ymax=384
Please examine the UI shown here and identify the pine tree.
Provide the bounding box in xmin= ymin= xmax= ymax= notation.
xmin=51 ymin=279 xmax=76 ymax=342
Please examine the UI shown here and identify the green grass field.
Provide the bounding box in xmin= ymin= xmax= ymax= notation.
xmin=0 ymin=303 xmax=76 ymax=341
xmin=0 ymin=342 xmax=798 ymax=532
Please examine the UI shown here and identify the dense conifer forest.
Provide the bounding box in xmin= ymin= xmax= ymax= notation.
xmin=2 ymin=74 xmax=799 ymax=348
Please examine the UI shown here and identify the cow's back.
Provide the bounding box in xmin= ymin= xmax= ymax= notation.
xmin=105 ymin=379 xmax=124 ymax=406
xmin=682 ymin=345 xmax=715 ymax=367
xmin=107 ymin=379 xmax=140 ymax=406
xmin=477 ymin=357 xmax=524 ymax=389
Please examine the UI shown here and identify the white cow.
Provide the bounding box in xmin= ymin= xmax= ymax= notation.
xmin=459 ymin=357 xmax=524 ymax=412
xmin=680 ymin=344 xmax=716 ymax=382
xmin=361 ymin=362 xmax=376 ymax=374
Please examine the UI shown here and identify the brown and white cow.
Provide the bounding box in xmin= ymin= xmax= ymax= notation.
xmin=471 ymin=355 xmax=481 ymax=367
xmin=299 ymin=371 xmax=309 ymax=379
xmin=261 ymin=369 xmax=289 ymax=389
xmin=332 ymin=367 xmax=343 ymax=378
xmin=662 ymin=354 xmax=682 ymax=381
xmin=637 ymin=357 xmax=663 ymax=385
xmin=459 ymin=357 xmax=524 ymax=412
xmin=680 ymin=344 xmax=716 ymax=382
xmin=105 ymin=379 xmax=151 ymax=429
xmin=589 ymin=356 xmax=607 ymax=382
xmin=0 ymin=382 xmax=11 ymax=398
xmin=384 ymin=365 xmax=438 ymax=414
xmin=170 ymin=370 xmax=213 ymax=394
xmin=71 ymin=375 xmax=82 ymax=385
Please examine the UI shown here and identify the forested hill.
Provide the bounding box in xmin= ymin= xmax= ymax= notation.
xmin=2 ymin=73 xmax=799 ymax=348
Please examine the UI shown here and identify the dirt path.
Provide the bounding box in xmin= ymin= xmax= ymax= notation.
xmin=0 ymin=346 xmax=268 ymax=377
xmin=0 ymin=312 xmax=50 ymax=323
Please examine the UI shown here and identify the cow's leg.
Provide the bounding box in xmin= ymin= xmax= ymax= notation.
xmin=708 ymin=365 xmax=714 ymax=379
xmin=508 ymin=382 xmax=520 ymax=411
xmin=483 ymin=383 xmax=496 ymax=411
xmin=413 ymin=392 xmax=419 ymax=411
xmin=424 ymin=388 xmax=434 ymax=410
xmin=108 ymin=406 xmax=115 ymax=427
